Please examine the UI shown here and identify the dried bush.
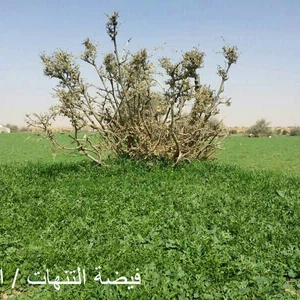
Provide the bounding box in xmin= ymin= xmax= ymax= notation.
xmin=26 ymin=11 xmax=239 ymax=166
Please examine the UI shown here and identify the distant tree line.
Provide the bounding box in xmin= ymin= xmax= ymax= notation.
xmin=245 ymin=119 xmax=300 ymax=137
xmin=5 ymin=124 xmax=29 ymax=133
xmin=290 ymin=127 xmax=300 ymax=136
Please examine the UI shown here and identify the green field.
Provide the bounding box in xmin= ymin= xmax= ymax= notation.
xmin=0 ymin=133 xmax=84 ymax=165
xmin=0 ymin=133 xmax=299 ymax=299
xmin=1 ymin=133 xmax=300 ymax=175
xmin=218 ymin=136 xmax=300 ymax=176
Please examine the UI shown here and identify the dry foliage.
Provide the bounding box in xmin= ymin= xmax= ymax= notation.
xmin=26 ymin=11 xmax=239 ymax=166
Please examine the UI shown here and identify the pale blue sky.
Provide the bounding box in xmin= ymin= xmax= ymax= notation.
xmin=0 ymin=0 xmax=299 ymax=126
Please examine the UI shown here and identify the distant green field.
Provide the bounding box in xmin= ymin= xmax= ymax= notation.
xmin=0 ymin=133 xmax=299 ymax=299
xmin=1 ymin=133 xmax=299 ymax=175
xmin=0 ymin=132 xmax=85 ymax=164
xmin=218 ymin=135 xmax=300 ymax=176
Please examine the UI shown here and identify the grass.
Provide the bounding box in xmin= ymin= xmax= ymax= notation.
xmin=218 ymin=135 xmax=300 ymax=176
xmin=0 ymin=133 xmax=299 ymax=299
xmin=1 ymin=133 xmax=299 ymax=175
xmin=0 ymin=132 xmax=81 ymax=164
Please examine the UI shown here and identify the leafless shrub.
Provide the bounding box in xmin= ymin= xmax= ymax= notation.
xmin=26 ymin=11 xmax=238 ymax=166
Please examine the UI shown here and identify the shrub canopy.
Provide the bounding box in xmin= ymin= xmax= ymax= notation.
xmin=26 ymin=11 xmax=238 ymax=165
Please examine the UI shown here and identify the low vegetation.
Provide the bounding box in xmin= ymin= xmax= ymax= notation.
xmin=0 ymin=159 xmax=299 ymax=299
xmin=1 ymin=133 xmax=300 ymax=176
xmin=0 ymin=133 xmax=299 ymax=299
xmin=217 ymin=135 xmax=300 ymax=176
